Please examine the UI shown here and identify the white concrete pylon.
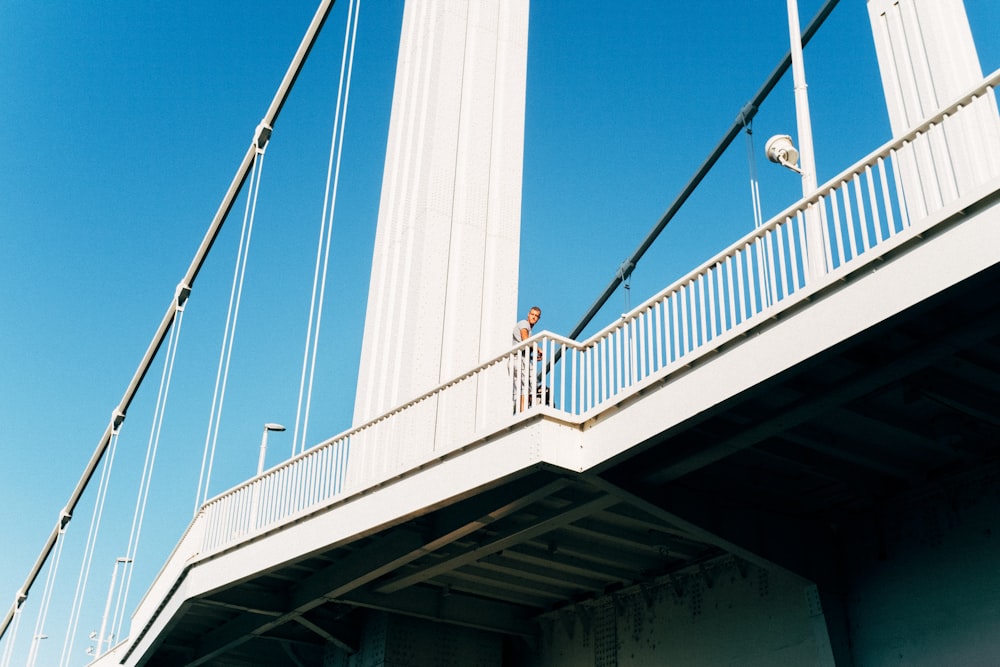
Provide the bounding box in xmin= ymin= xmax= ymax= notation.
xmin=867 ymin=0 xmax=1000 ymax=219
xmin=354 ymin=0 xmax=529 ymax=430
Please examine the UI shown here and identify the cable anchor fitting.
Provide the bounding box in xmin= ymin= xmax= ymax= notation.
xmin=737 ymin=101 xmax=758 ymax=127
xmin=175 ymin=282 xmax=192 ymax=311
xmin=617 ymin=259 xmax=635 ymax=283
xmin=254 ymin=122 xmax=273 ymax=155
xmin=111 ymin=408 xmax=126 ymax=433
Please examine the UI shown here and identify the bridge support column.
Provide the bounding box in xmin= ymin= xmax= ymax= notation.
xmin=867 ymin=0 xmax=1000 ymax=221
xmin=353 ymin=0 xmax=529 ymax=440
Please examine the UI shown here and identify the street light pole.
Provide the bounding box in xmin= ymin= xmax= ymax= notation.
xmin=257 ymin=423 xmax=286 ymax=476
xmin=26 ymin=634 xmax=47 ymax=667
xmin=785 ymin=0 xmax=826 ymax=279
xmin=96 ymin=557 xmax=131 ymax=656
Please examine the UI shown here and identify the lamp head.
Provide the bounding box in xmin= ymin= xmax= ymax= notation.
xmin=264 ymin=423 xmax=286 ymax=432
xmin=765 ymin=134 xmax=801 ymax=172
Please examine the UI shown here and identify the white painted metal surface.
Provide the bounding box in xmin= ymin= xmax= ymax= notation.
xmin=353 ymin=0 xmax=529 ymax=428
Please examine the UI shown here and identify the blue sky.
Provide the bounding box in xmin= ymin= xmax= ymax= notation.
xmin=2 ymin=0 xmax=999 ymax=663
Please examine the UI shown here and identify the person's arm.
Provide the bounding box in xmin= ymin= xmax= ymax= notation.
xmin=520 ymin=327 xmax=544 ymax=359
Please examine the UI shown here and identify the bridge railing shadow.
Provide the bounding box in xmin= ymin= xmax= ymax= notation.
xmin=193 ymin=68 xmax=1000 ymax=560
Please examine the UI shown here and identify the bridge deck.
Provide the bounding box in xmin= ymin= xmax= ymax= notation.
xmin=106 ymin=185 xmax=1000 ymax=666
xmin=98 ymin=73 xmax=1000 ymax=666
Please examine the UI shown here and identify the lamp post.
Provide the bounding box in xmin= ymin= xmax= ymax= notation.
xmin=26 ymin=634 xmax=47 ymax=667
xmin=252 ymin=423 xmax=285 ymax=532
xmin=784 ymin=0 xmax=826 ymax=280
xmin=257 ymin=423 xmax=286 ymax=475
xmin=96 ymin=557 xmax=131 ymax=656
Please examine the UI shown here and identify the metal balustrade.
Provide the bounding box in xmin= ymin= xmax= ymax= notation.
xmin=194 ymin=69 xmax=1000 ymax=559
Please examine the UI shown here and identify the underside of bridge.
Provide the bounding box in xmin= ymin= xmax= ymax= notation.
xmin=128 ymin=258 xmax=1000 ymax=666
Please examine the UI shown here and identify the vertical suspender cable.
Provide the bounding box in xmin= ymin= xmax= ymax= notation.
xmin=293 ymin=0 xmax=362 ymax=454
xmin=743 ymin=116 xmax=764 ymax=229
xmin=56 ymin=420 xmax=122 ymax=667
xmin=0 ymin=0 xmax=339 ymax=644
xmin=194 ymin=145 xmax=268 ymax=511
xmin=110 ymin=296 xmax=187 ymax=649
xmin=24 ymin=524 xmax=67 ymax=667
xmin=0 ymin=607 xmax=19 ymax=667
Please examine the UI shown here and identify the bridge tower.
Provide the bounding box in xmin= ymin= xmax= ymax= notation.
xmin=867 ymin=0 xmax=1000 ymax=219
xmin=353 ymin=0 xmax=529 ymax=429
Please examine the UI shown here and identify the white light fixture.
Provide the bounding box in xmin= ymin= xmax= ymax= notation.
xmin=258 ymin=423 xmax=287 ymax=475
xmin=765 ymin=134 xmax=802 ymax=173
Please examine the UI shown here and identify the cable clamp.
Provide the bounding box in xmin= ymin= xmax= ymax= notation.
xmin=175 ymin=282 xmax=192 ymax=311
xmin=112 ymin=408 xmax=126 ymax=433
xmin=254 ymin=122 xmax=273 ymax=154
xmin=617 ymin=259 xmax=635 ymax=282
xmin=737 ymin=101 xmax=757 ymax=127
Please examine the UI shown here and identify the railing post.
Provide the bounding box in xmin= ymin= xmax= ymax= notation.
xmin=805 ymin=204 xmax=827 ymax=281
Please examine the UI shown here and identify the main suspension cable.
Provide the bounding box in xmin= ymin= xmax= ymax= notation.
xmin=0 ymin=606 xmax=20 ymax=667
xmin=25 ymin=521 xmax=67 ymax=667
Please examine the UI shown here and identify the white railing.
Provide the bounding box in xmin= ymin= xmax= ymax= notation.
xmin=196 ymin=69 xmax=1000 ymax=557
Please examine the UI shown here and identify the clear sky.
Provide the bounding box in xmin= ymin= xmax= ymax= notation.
xmin=2 ymin=1 xmax=999 ymax=663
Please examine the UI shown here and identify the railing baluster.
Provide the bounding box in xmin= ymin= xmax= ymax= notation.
xmin=597 ymin=337 xmax=606 ymax=405
xmin=701 ymin=268 xmax=711 ymax=338
xmin=707 ymin=264 xmax=718 ymax=339
xmin=830 ymin=186 xmax=846 ymax=268
xmin=819 ymin=196 xmax=834 ymax=274
xmin=889 ymin=148 xmax=911 ymax=230
xmin=735 ymin=247 xmax=747 ymax=324
xmin=792 ymin=211 xmax=807 ymax=288
xmin=614 ymin=329 xmax=620 ymax=396
xmin=854 ymin=174 xmax=872 ymax=251
xmin=678 ymin=283 xmax=689 ymax=356
xmin=866 ymin=164 xmax=884 ymax=244
xmin=637 ymin=310 xmax=646 ymax=381
xmin=877 ymin=156 xmax=898 ymax=236
xmin=724 ymin=255 xmax=736 ymax=331
xmin=841 ymin=183 xmax=858 ymax=261
xmin=748 ymin=241 xmax=760 ymax=316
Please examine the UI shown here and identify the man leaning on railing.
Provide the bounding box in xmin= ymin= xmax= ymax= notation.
xmin=512 ymin=306 xmax=542 ymax=413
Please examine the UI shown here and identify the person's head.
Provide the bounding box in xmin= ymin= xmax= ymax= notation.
xmin=527 ymin=307 xmax=541 ymax=325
